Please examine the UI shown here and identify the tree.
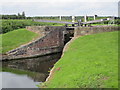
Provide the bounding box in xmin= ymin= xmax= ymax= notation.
xmin=95 ymin=15 xmax=97 ymax=17
xmin=18 ymin=13 xmax=21 ymax=16
xmin=18 ymin=13 xmax=21 ymax=19
xmin=22 ymin=11 xmax=26 ymax=19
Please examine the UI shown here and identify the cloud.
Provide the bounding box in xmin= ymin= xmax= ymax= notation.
xmin=1 ymin=1 xmax=118 ymax=16
xmin=0 ymin=0 xmax=120 ymax=2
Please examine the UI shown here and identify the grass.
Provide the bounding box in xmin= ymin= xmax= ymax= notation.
xmin=1 ymin=28 xmax=39 ymax=53
xmin=43 ymin=31 xmax=118 ymax=88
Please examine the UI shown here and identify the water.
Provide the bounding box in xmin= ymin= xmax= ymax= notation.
xmin=1 ymin=52 xmax=62 ymax=88
xmin=2 ymin=72 xmax=41 ymax=88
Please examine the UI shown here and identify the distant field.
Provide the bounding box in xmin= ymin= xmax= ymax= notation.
xmin=43 ymin=31 xmax=118 ymax=88
xmin=1 ymin=19 xmax=64 ymax=34
xmin=1 ymin=28 xmax=39 ymax=53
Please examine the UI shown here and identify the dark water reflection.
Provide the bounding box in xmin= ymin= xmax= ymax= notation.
xmin=2 ymin=52 xmax=62 ymax=88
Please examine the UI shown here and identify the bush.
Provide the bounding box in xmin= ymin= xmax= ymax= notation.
xmin=114 ymin=19 xmax=120 ymax=25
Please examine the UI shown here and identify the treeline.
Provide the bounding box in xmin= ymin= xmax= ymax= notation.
xmin=1 ymin=12 xmax=116 ymax=22
xmin=1 ymin=12 xmax=26 ymax=19
xmin=33 ymin=16 xmax=87 ymax=21
xmin=0 ymin=13 xmax=97 ymax=21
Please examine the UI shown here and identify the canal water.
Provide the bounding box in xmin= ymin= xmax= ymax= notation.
xmin=1 ymin=52 xmax=62 ymax=88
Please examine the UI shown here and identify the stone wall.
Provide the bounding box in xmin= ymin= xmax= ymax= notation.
xmin=26 ymin=26 xmax=55 ymax=36
xmin=3 ymin=26 xmax=66 ymax=60
xmin=74 ymin=26 xmax=120 ymax=37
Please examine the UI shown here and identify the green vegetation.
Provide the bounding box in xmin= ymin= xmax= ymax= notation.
xmin=1 ymin=12 xmax=26 ymax=19
xmin=1 ymin=28 xmax=39 ymax=53
xmin=2 ymin=67 xmax=42 ymax=76
xmin=2 ymin=67 xmax=35 ymax=75
xmin=0 ymin=67 xmax=1 ymax=72
xmin=2 ymin=67 xmax=47 ymax=82
xmin=0 ymin=30 xmax=1 ymax=54
xmin=1 ymin=19 xmax=64 ymax=34
xmin=91 ymin=24 xmax=120 ymax=26
xmin=114 ymin=19 xmax=120 ymax=25
xmin=43 ymin=31 xmax=118 ymax=88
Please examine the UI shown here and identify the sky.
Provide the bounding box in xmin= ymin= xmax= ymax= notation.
xmin=0 ymin=0 xmax=120 ymax=16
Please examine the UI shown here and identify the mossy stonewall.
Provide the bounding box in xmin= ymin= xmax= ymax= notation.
xmin=1 ymin=28 xmax=39 ymax=53
xmin=43 ymin=31 xmax=118 ymax=88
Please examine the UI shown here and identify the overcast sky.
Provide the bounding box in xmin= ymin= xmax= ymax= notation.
xmin=0 ymin=0 xmax=120 ymax=16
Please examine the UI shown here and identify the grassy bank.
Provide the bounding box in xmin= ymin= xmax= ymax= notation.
xmin=43 ymin=31 xmax=118 ymax=88
xmin=1 ymin=28 xmax=39 ymax=53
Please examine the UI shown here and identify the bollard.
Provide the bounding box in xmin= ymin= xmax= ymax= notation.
xmin=78 ymin=19 xmax=82 ymax=26
xmin=72 ymin=24 xmax=75 ymax=27
xmin=65 ymin=24 xmax=68 ymax=27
